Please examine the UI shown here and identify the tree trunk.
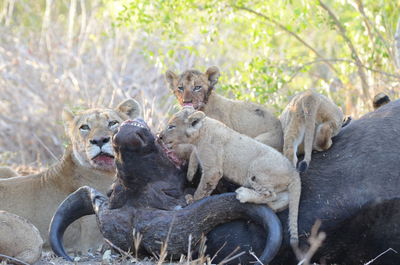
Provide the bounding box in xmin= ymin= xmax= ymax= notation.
xmin=394 ymin=17 xmax=400 ymax=69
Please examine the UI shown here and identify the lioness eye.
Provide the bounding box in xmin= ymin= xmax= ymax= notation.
xmin=167 ymin=125 xmax=176 ymax=130
xmin=193 ymin=86 xmax=202 ymax=91
xmin=108 ymin=120 xmax=119 ymax=128
xmin=178 ymin=86 xmax=184 ymax=92
xmin=79 ymin=124 xmax=90 ymax=131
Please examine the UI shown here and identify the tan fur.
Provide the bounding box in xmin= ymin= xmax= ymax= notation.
xmin=159 ymin=107 xmax=301 ymax=246
xmin=165 ymin=66 xmax=283 ymax=151
xmin=280 ymin=90 xmax=343 ymax=172
xmin=0 ymin=99 xmax=141 ymax=251
xmin=0 ymin=166 xmax=18 ymax=178
xmin=0 ymin=211 xmax=43 ymax=264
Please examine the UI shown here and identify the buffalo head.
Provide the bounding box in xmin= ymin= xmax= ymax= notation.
xmin=49 ymin=118 xmax=283 ymax=264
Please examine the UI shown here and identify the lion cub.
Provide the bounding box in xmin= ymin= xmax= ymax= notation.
xmin=280 ymin=90 xmax=343 ymax=173
xmin=159 ymin=107 xmax=301 ymax=246
xmin=165 ymin=66 xmax=283 ymax=151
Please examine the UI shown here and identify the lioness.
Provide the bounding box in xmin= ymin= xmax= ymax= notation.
xmin=0 ymin=98 xmax=141 ymax=251
xmin=159 ymin=107 xmax=301 ymax=247
xmin=0 ymin=211 xmax=43 ymax=264
xmin=165 ymin=66 xmax=283 ymax=151
xmin=0 ymin=166 xmax=18 ymax=178
xmin=280 ymin=90 xmax=343 ymax=173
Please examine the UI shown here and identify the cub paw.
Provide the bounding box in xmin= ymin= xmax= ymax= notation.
xmin=235 ymin=187 xmax=249 ymax=203
xmin=185 ymin=194 xmax=194 ymax=204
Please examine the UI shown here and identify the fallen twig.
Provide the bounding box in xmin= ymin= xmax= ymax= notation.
xmin=217 ymin=246 xmax=245 ymax=265
xmin=364 ymin=248 xmax=398 ymax=265
xmin=249 ymin=250 xmax=264 ymax=264
xmin=104 ymin=238 xmax=135 ymax=260
xmin=295 ymin=220 xmax=326 ymax=265
xmin=0 ymin=253 xmax=30 ymax=265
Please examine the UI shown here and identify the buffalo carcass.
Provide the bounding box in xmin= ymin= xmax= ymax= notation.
xmin=270 ymin=99 xmax=400 ymax=264
xmin=50 ymin=101 xmax=400 ymax=264
xmin=207 ymin=100 xmax=400 ymax=264
xmin=49 ymin=119 xmax=282 ymax=265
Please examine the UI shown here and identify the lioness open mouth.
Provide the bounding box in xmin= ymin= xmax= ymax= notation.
xmin=92 ymin=152 xmax=115 ymax=167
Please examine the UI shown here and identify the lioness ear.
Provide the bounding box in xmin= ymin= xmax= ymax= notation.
xmin=205 ymin=66 xmax=220 ymax=88
xmin=185 ymin=111 xmax=206 ymax=137
xmin=116 ymin=99 xmax=142 ymax=119
xmin=62 ymin=109 xmax=75 ymax=133
xmin=165 ymin=70 xmax=178 ymax=90
xmin=62 ymin=109 xmax=75 ymax=124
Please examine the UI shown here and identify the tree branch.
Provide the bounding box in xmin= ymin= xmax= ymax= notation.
xmin=319 ymin=0 xmax=370 ymax=100
xmin=232 ymin=5 xmax=340 ymax=76
xmin=288 ymin=58 xmax=400 ymax=83
xmin=354 ymin=0 xmax=394 ymax=65
xmin=0 ymin=253 xmax=30 ymax=265
xmin=284 ymin=57 xmax=400 ymax=89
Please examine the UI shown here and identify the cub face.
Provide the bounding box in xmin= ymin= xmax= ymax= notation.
xmin=165 ymin=66 xmax=220 ymax=110
xmin=159 ymin=107 xmax=206 ymax=150
xmin=62 ymin=99 xmax=141 ymax=172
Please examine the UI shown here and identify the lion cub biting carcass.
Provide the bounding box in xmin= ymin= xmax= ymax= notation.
xmin=159 ymin=107 xmax=301 ymax=246
xmin=280 ymin=90 xmax=343 ymax=173
xmin=165 ymin=66 xmax=283 ymax=151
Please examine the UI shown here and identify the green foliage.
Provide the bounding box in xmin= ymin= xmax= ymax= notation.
xmin=112 ymin=0 xmax=399 ymax=113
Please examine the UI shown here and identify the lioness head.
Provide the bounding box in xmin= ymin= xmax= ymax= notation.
xmin=62 ymin=99 xmax=141 ymax=172
xmin=159 ymin=107 xmax=206 ymax=150
xmin=165 ymin=66 xmax=220 ymax=110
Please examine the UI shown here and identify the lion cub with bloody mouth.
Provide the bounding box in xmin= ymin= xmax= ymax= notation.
xmin=165 ymin=66 xmax=283 ymax=151
xmin=159 ymin=107 xmax=301 ymax=246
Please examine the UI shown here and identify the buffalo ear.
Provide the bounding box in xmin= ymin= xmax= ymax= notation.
xmin=62 ymin=108 xmax=75 ymax=132
xmin=165 ymin=70 xmax=178 ymax=90
xmin=205 ymin=66 xmax=220 ymax=89
xmin=116 ymin=99 xmax=142 ymax=119
xmin=185 ymin=111 xmax=205 ymax=137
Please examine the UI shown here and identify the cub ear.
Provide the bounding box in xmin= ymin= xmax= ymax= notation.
xmin=205 ymin=66 xmax=220 ymax=88
xmin=185 ymin=111 xmax=205 ymax=137
xmin=188 ymin=111 xmax=205 ymax=128
xmin=116 ymin=99 xmax=142 ymax=119
xmin=165 ymin=70 xmax=178 ymax=90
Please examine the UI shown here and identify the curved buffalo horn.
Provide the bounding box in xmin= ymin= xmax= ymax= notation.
xmin=243 ymin=204 xmax=282 ymax=264
xmin=50 ymin=188 xmax=282 ymax=264
xmin=130 ymin=193 xmax=282 ymax=265
xmin=48 ymin=186 xmax=106 ymax=261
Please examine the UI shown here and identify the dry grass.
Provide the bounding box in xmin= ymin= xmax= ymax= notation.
xmin=0 ymin=8 xmax=181 ymax=167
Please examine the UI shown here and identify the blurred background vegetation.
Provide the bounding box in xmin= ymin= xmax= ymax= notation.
xmin=0 ymin=0 xmax=399 ymax=168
